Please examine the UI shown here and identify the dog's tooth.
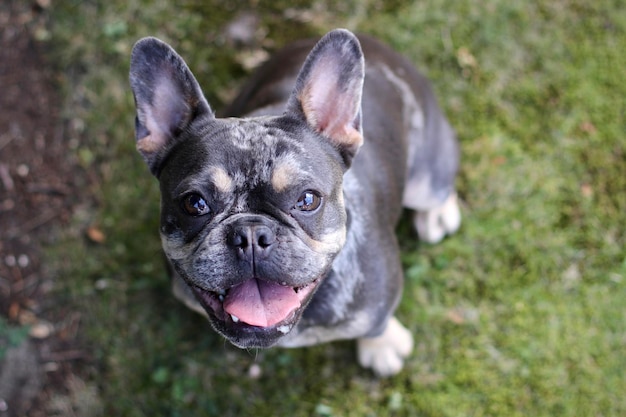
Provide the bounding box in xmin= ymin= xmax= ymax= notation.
xmin=231 ymin=314 xmax=240 ymax=323
xmin=218 ymin=294 xmax=224 ymax=302
xmin=277 ymin=325 xmax=291 ymax=334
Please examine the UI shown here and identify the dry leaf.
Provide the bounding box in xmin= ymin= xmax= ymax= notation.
xmin=86 ymin=226 xmax=106 ymax=243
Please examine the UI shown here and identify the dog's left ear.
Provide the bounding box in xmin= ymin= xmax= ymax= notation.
xmin=287 ymin=29 xmax=364 ymax=167
xmin=129 ymin=37 xmax=213 ymax=175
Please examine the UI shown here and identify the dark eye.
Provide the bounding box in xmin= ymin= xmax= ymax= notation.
xmin=294 ymin=191 xmax=322 ymax=212
xmin=182 ymin=194 xmax=210 ymax=216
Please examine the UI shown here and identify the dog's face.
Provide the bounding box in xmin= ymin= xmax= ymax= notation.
xmin=158 ymin=117 xmax=348 ymax=346
xmin=130 ymin=30 xmax=365 ymax=347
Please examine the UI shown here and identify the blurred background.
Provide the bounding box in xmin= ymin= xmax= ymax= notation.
xmin=0 ymin=0 xmax=624 ymax=416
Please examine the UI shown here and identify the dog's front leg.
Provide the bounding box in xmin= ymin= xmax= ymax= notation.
xmin=357 ymin=316 xmax=414 ymax=377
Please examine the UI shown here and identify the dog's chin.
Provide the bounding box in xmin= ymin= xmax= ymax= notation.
xmin=189 ymin=277 xmax=321 ymax=348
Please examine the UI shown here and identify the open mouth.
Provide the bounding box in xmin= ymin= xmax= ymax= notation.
xmin=190 ymin=277 xmax=319 ymax=335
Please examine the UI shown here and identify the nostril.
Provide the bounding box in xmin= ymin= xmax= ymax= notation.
xmin=256 ymin=229 xmax=275 ymax=248
xmin=228 ymin=220 xmax=276 ymax=259
xmin=229 ymin=229 xmax=249 ymax=249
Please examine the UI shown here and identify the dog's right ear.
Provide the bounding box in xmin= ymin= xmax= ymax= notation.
xmin=129 ymin=37 xmax=212 ymax=175
xmin=286 ymin=29 xmax=364 ymax=168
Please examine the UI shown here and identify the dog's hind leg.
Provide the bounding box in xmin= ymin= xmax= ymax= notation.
xmin=402 ymin=108 xmax=461 ymax=244
xmin=413 ymin=191 xmax=461 ymax=244
xmin=357 ymin=316 xmax=414 ymax=377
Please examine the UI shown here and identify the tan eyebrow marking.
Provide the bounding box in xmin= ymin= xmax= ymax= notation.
xmin=210 ymin=166 xmax=234 ymax=193
xmin=271 ymin=156 xmax=299 ymax=193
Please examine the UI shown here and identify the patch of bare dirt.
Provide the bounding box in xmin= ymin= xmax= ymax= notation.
xmin=0 ymin=1 xmax=89 ymax=416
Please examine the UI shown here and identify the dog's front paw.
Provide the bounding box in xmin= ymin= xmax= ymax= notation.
xmin=357 ymin=316 xmax=414 ymax=377
xmin=414 ymin=192 xmax=461 ymax=244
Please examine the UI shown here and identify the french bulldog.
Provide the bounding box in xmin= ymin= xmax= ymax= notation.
xmin=129 ymin=29 xmax=460 ymax=376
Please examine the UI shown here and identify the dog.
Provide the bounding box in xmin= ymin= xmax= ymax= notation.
xmin=129 ymin=29 xmax=460 ymax=376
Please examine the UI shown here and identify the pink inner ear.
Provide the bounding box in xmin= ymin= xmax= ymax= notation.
xmin=137 ymin=74 xmax=190 ymax=155
xmin=299 ymin=55 xmax=363 ymax=149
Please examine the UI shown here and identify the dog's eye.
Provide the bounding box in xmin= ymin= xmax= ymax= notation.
xmin=182 ymin=194 xmax=210 ymax=216
xmin=294 ymin=191 xmax=322 ymax=212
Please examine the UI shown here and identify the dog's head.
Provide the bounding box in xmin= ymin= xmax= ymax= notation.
xmin=129 ymin=30 xmax=365 ymax=347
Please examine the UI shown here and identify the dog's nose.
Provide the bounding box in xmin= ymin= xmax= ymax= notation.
xmin=228 ymin=221 xmax=276 ymax=261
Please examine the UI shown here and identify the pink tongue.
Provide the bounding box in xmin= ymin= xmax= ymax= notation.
xmin=223 ymin=278 xmax=301 ymax=327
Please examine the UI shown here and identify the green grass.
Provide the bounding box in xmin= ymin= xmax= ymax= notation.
xmin=45 ymin=0 xmax=625 ymax=415
xmin=0 ymin=317 xmax=30 ymax=359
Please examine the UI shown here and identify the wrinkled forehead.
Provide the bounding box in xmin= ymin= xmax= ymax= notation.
xmin=220 ymin=117 xmax=302 ymax=154
xmin=213 ymin=119 xmax=306 ymax=192
xmin=164 ymin=117 xmax=338 ymax=194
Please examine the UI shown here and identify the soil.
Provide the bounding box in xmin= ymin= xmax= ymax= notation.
xmin=0 ymin=2 xmax=87 ymax=416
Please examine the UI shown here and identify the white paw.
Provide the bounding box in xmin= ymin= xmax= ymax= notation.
xmin=414 ymin=192 xmax=461 ymax=244
xmin=357 ymin=317 xmax=414 ymax=377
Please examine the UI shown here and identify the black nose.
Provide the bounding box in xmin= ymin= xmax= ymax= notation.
xmin=228 ymin=220 xmax=276 ymax=261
